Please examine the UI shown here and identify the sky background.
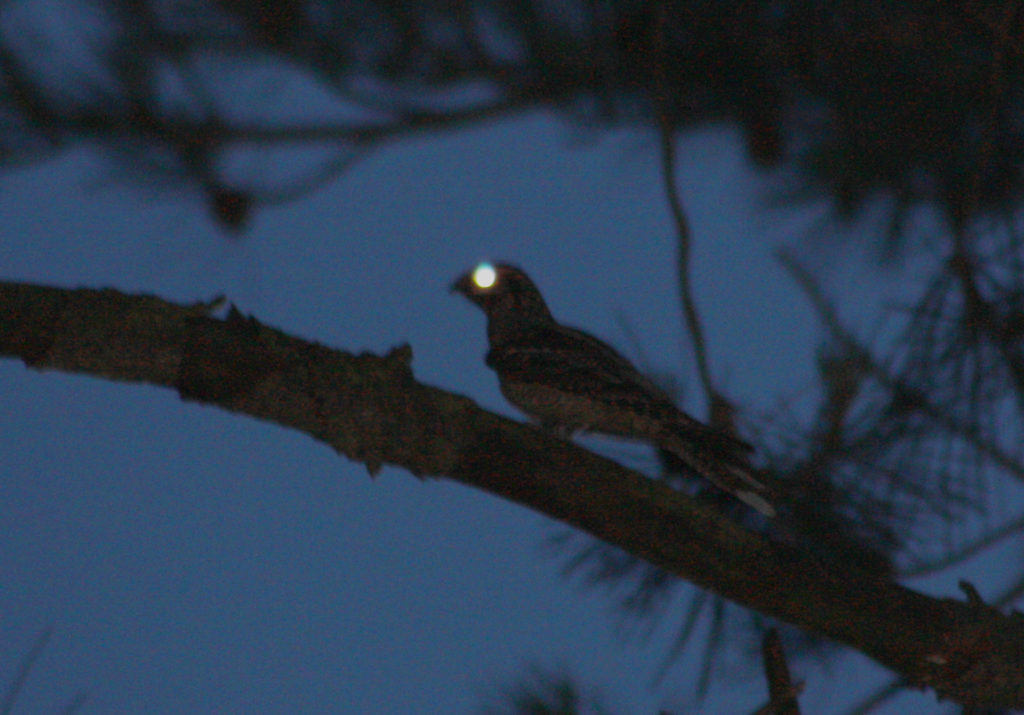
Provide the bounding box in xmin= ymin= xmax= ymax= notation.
xmin=0 ymin=103 xmax=987 ymax=713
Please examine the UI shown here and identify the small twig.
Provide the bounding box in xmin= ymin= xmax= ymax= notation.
xmin=994 ymin=571 xmax=1024 ymax=609
xmin=758 ymin=628 xmax=802 ymax=715
xmin=58 ymin=690 xmax=88 ymax=715
xmin=901 ymin=511 xmax=1024 ymax=578
xmin=651 ymin=1 xmax=716 ymax=411
xmin=651 ymin=589 xmax=709 ymax=684
xmin=0 ymin=626 xmax=53 ymax=715
xmin=779 ymin=249 xmax=1024 ymax=482
xmin=842 ymin=677 xmax=906 ymax=715
xmin=959 ymin=580 xmax=986 ymax=607
xmin=958 ymin=0 xmax=1022 ymax=229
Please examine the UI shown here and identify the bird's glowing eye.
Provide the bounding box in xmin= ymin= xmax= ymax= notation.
xmin=472 ymin=263 xmax=497 ymax=289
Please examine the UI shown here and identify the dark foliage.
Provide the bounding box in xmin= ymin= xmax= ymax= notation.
xmin=1 ymin=1 xmax=1022 ymax=233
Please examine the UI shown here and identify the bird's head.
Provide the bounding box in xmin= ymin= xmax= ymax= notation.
xmin=451 ymin=262 xmax=554 ymax=324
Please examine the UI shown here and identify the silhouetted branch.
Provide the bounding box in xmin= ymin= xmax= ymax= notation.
xmin=4 ymin=280 xmax=1024 ymax=709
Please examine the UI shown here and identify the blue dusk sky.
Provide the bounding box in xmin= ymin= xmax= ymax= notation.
xmin=0 ymin=100 xmax=995 ymax=713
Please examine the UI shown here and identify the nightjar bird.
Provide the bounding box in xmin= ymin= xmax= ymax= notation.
xmin=452 ymin=262 xmax=775 ymax=517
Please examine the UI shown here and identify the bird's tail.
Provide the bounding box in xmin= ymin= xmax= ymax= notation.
xmin=660 ymin=435 xmax=776 ymax=517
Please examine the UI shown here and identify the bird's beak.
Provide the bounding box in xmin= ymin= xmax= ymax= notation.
xmin=450 ymin=272 xmax=473 ymax=295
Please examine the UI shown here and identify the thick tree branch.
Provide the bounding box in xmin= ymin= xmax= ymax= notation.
xmin=2 ymin=280 xmax=1024 ymax=710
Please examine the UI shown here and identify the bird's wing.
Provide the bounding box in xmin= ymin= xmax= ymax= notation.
xmin=487 ymin=322 xmax=750 ymax=454
xmin=488 ymin=323 xmax=665 ymax=403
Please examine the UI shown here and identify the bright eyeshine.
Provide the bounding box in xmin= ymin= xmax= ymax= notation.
xmin=472 ymin=263 xmax=497 ymax=289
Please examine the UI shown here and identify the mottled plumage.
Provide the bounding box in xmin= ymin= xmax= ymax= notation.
xmin=452 ymin=263 xmax=775 ymax=517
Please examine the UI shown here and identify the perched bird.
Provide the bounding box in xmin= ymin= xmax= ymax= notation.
xmin=452 ymin=262 xmax=775 ymax=517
